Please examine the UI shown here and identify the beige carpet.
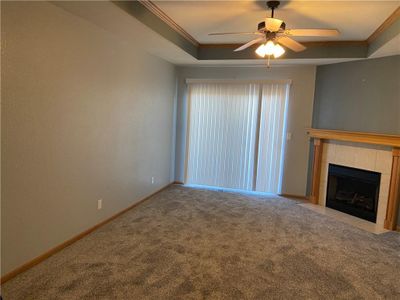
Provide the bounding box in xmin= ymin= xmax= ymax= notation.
xmin=3 ymin=185 xmax=400 ymax=299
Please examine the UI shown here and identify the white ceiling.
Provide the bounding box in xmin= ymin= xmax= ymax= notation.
xmin=155 ymin=1 xmax=399 ymax=43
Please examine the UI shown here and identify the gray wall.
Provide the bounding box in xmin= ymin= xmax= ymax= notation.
xmin=311 ymin=55 xmax=400 ymax=225
xmin=312 ymin=55 xmax=400 ymax=134
xmin=175 ymin=65 xmax=316 ymax=196
xmin=1 ymin=1 xmax=176 ymax=275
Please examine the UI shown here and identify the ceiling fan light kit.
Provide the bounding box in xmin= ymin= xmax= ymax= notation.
xmin=255 ymin=40 xmax=285 ymax=58
xmin=208 ymin=1 xmax=340 ymax=64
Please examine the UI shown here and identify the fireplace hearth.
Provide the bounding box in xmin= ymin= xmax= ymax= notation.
xmin=326 ymin=164 xmax=381 ymax=222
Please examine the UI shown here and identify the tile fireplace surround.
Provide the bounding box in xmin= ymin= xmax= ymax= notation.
xmin=307 ymin=129 xmax=400 ymax=231
xmin=319 ymin=142 xmax=391 ymax=227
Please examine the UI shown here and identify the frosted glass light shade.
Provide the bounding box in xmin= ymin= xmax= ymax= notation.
xmin=273 ymin=44 xmax=285 ymax=58
xmin=255 ymin=44 xmax=267 ymax=57
xmin=264 ymin=41 xmax=275 ymax=56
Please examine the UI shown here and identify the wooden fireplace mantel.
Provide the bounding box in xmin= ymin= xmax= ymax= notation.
xmin=307 ymin=128 xmax=400 ymax=231
xmin=307 ymin=128 xmax=400 ymax=147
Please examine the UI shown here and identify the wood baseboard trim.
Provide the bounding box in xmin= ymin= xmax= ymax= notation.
xmin=279 ymin=194 xmax=309 ymax=201
xmin=0 ymin=183 xmax=173 ymax=284
xmin=173 ymin=181 xmax=184 ymax=185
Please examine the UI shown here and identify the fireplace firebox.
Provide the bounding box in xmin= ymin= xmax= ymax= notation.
xmin=326 ymin=164 xmax=381 ymax=222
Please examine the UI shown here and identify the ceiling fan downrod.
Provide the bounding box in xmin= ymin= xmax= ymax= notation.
xmin=267 ymin=1 xmax=280 ymax=18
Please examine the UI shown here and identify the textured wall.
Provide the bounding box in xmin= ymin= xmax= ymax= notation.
xmin=312 ymin=56 xmax=400 ymax=134
xmin=1 ymin=1 xmax=176 ymax=275
xmin=175 ymin=65 xmax=316 ymax=196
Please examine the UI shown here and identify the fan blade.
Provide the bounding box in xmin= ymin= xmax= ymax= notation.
xmin=265 ymin=18 xmax=284 ymax=32
xmin=284 ymin=29 xmax=339 ymax=37
xmin=234 ymin=37 xmax=264 ymax=52
xmin=277 ymin=36 xmax=306 ymax=52
xmin=208 ymin=32 xmax=263 ymax=36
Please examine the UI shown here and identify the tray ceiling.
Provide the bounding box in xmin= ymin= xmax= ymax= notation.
xmin=154 ymin=1 xmax=399 ymax=43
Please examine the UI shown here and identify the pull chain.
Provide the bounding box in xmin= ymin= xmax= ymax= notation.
xmin=266 ymin=55 xmax=271 ymax=68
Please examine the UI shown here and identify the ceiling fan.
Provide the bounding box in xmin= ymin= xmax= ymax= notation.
xmin=208 ymin=1 xmax=340 ymax=58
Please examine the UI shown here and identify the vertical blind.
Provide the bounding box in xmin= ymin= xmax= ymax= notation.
xmin=186 ymin=83 xmax=259 ymax=190
xmin=186 ymin=80 xmax=290 ymax=193
xmin=255 ymin=84 xmax=289 ymax=193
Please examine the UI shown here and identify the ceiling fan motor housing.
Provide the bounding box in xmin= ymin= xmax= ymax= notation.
xmin=265 ymin=32 xmax=277 ymax=40
xmin=258 ymin=21 xmax=286 ymax=32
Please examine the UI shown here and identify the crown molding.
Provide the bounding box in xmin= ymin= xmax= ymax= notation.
xmin=367 ymin=6 xmax=400 ymax=44
xmin=138 ymin=0 xmax=199 ymax=47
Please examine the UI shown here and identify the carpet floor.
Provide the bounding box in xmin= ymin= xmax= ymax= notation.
xmin=3 ymin=185 xmax=400 ymax=299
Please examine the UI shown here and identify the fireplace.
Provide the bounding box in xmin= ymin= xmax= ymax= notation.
xmin=326 ymin=164 xmax=381 ymax=222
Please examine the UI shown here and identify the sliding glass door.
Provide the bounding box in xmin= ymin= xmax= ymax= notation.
xmin=185 ymin=80 xmax=290 ymax=194
xmin=185 ymin=82 xmax=259 ymax=190
xmin=255 ymin=83 xmax=289 ymax=193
